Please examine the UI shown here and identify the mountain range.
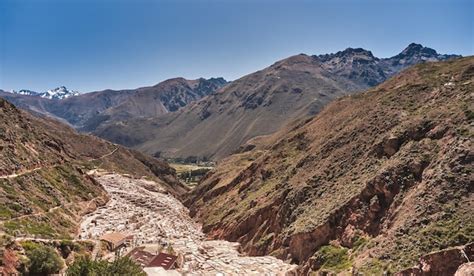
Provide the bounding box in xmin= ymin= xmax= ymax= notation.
xmin=0 ymin=78 xmax=227 ymax=130
xmin=91 ymin=43 xmax=461 ymax=160
xmin=0 ymin=43 xmax=471 ymax=275
xmin=0 ymin=44 xmax=459 ymax=161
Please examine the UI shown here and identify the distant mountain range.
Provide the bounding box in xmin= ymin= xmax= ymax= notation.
xmin=0 ymin=77 xmax=227 ymax=129
xmin=11 ymin=86 xmax=80 ymax=100
xmin=0 ymin=43 xmax=461 ymax=160
xmin=91 ymin=43 xmax=461 ymax=160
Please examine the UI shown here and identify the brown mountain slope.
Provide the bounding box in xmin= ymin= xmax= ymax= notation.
xmin=185 ymin=57 xmax=474 ymax=273
xmin=94 ymin=44 xmax=459 ymax=160
xmin=0 ymin=77 xmax=227 ymax=131
xmin=0 ymin=98 xmax=185 ymax=239
xmin=97 ymin=54 xmax=354 ymax=158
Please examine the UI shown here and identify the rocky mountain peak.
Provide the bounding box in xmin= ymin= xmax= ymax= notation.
xmin=315 ymin=47 xmax=377 ymax=63
xmin=43 ymin=86 xmax=80 ymax=100
xmin=394 ymin=43 xmax=438 ymax=59
xmin=11 ymin=89 xmax=41 ymax=96
xmin=387 ymin=43 xmax=461 ymax=67
xmin=204 ymin=77 xmax=228 ymax=86
xmin=314 ymin=47 xmax=383 ymax=87
xmin=340 ymin=47 xmax=376 ymax=58
xmin=270 ymin=54 xmax=314 ymax=68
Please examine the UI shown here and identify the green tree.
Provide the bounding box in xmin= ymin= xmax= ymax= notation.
xmin=67 ymin=256 xmax=145 ymax=276
xmin=26 ymin=245 xmax=64 ymax=276
xmin=66 ymin=256 xmax=107 ymax=276
xmin=107 ymin=257 xmax=146 ymax=276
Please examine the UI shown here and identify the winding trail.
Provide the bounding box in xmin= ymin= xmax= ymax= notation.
xmin=87 ymin=147 xmax=119 ymax=162
xmin=0 ymin=167 xmax=43 ymax=179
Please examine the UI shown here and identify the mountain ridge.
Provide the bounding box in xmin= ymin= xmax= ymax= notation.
xmin=92 ymin=43 xmax=461 ymax=160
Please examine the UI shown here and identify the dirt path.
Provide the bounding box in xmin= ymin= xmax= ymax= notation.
xmin=79 ymin=173 xmax=296 ymax=275
xmin=87 ymin=147 xmax=118 ymax=162
xmin=0 ymin=167 xmax=43 ymax=179
xmin=0 ymin=147 xmax=118 ymax=180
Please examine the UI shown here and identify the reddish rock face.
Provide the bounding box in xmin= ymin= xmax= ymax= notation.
xmin=419 ymin=248 xmax=468 ymax=275
xmin=396 ymin=243 xmax=473 ymax=276
xmin=0 ymin=249 xmax=20 ymax=275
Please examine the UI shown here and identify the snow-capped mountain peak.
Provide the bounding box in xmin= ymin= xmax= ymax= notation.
xmin=12 ymin=89 xmax=42 ymax=96
xmin=11 ymin=86 xmax=80 ymax=100
xmin=43 ymin=86 xmax=80 ymax=99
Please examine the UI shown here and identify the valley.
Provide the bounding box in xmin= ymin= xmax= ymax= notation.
xmin=2 ymin=0 xmax=471 ymax=274
xmin=79 ymin=172 xmax=297 ymax=274
xmin=169 ymin=162 xmax=214 ymax=187
xmin=0 ymin=43 xmax=471 ymax=275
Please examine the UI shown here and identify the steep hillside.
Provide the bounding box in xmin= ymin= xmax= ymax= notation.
xmin=0 ymin=98 xmax=185 ymax=239
xmin=185 ymin=57 xmax=474 ymax=273
xmin=95 ymin=43 xmax=460 ymax=160
xmin=0 ymin=77 xmax=227 ymax=130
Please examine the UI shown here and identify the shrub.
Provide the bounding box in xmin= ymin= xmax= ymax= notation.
xmin=66 ymin=256 xmax=108 ymax=276
xmin=67 ymin=256 xmax=145 ymax=276
xmin=26 ymin=245 xmax=64 ymax=275
xmin=59 ymin=240 xmax=81 ymax=258
xmin=107 ymin=257 xmax=146 ymax=275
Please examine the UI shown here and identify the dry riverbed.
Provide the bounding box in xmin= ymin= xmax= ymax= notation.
xmin=79 ymin=173 xmax=296 ymax=275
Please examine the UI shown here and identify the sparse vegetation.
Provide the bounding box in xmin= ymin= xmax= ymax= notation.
xmin=5 ymin=220 xmax=57 ymax=238
xmin=170 ymin=162 xmax=213 ymax=186
xmin=187 ymin=57 xmax=474 ymax=273
xmin=315 ymin=245 xmax=352 ymax=272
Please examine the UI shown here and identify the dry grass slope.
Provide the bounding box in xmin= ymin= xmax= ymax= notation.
xmin=185 ymin=57 xmax=474 ymax=273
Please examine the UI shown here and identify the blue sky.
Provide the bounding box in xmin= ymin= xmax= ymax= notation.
xmin=0 ymin=0 xmax=472 ymax=92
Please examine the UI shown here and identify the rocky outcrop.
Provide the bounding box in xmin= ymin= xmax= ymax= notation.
xmin=396 ymin=243 xmax=473 ymax=276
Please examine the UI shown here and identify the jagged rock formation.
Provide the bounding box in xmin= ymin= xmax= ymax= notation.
xmin=93 ymin=43 xmax=460 ymax=160
xmin=185 ymin=57 xmax=474 ymax=273
xmin=0 ymin=97 xmax=185 ymax=239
